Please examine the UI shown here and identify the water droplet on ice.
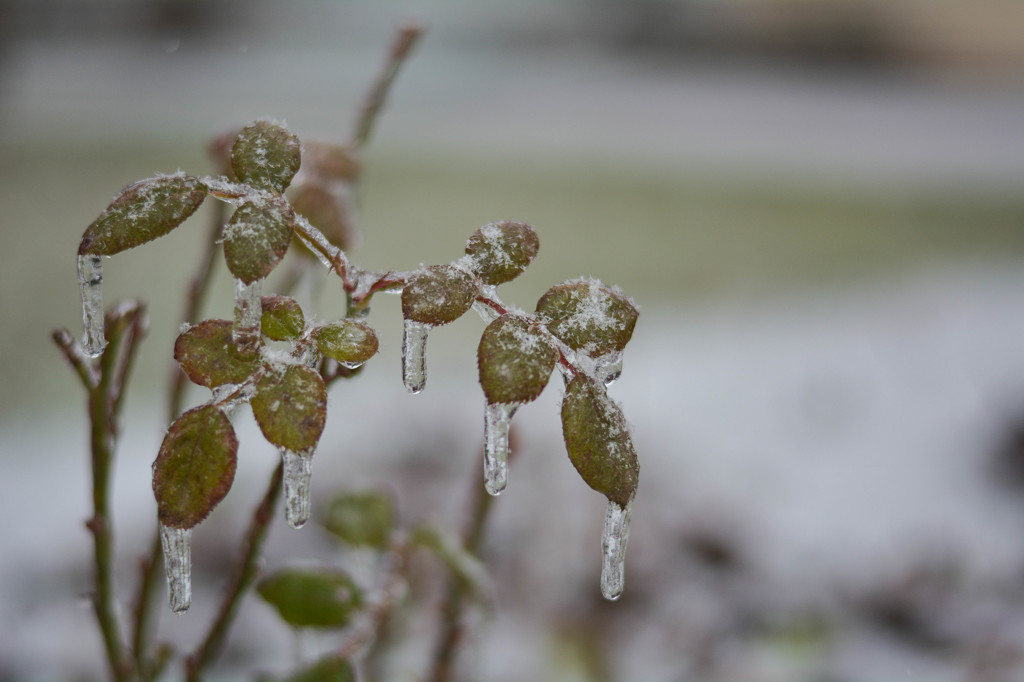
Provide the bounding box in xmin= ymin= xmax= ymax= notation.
xmin=483 ymin=402 xmax=518 ymax=496
xmin=232 ymin=278 xmax=262 ymax=353
xmin=78 ymin=254 xmax=106 ymax=357
xmin=596 ymin=350 xmax=623 ymax=386
xmin=282 ymin=449 xmax=312 ymax=529
xmin=160 ymin=523 xmax=192 ymax=614
xmin=402 ymin=319 xmax=429 ymax=394
xmin=600 ymin=497 xmax=632 ymax=601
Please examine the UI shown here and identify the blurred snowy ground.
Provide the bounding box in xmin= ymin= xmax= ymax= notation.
xmin=6 ymin=264 xmax=1024 ymax=680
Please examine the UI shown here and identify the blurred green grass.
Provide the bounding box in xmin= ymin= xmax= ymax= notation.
xmin=4 ymin=137 xmax=1024 ymax=421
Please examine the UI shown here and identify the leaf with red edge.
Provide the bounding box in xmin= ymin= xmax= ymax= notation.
xmin=251 ymin=365 xmax=327 ymax=453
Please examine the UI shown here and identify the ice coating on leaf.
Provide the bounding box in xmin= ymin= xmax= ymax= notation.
xmin=231 ymin=120 xmax=301 ymax=193
xmin=478 ymin=314 xmax=558 ymax=405
xmin=595 ymin=349 xmax=624 ymax=386
xmin=400 ymin=264 xmax=478 ymax=326
xmin=402 ymin=319 xmax=429 ymax=394
xmin=161 ymin=524 xmax=192 ymax=613
xmin=484 ymin=401 xmax=519 ymax=496
xmin=315 ymin=320 xmax=378 ymax=366
xmin=260 ymin=295 xmax=305 ymax=341
xmin=600 ymin=497 xmax=633 ymax=601
xmin=174 ymin=319 xmax=259 ymax=388
xmin=282 ymin=448 xmax=313 ymax=529
xmin=222 ymin=197 xmax=295 ymax=284
xmin=153 ymin=405 xmax=239 ymax=529
xmin=77 ymin=254 xmax=106 ymax=357
xmin=537 ymin=279 xmax=639 ymax=357
xmin=233 ymin=278 xmax=262 ymax=354
xmin=464 ymin=220 xmax=539 ymax=285
xmin=78 ymin=173 xmax=206 ymax=256
xmin=250 ymin=364 xmax=327 ymax=453
xmin=561 ymin=375 xmax=639 ymax=507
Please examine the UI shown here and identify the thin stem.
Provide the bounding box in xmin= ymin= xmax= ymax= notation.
xmin=334 ymin=541 xmax=410 ymax=664
xmin=426 ymin=428 xmax=509 ymax=682
xmin=352 ymin=23 xmax=424 ymax=150
xmin=185 ymin=462 xmax=284 ymax=682
xmin=131 ymin=532 xmax=162 ymax=680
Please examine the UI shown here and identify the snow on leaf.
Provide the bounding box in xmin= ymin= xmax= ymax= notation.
xmin=400 ymin=264 xmax=478 ymax=326
xmin=222 ymin=196 xmax=295 ymax=284
xmin=464 ymin=220 xmax=539 ymax=285
xmin=260 ymin=295 xmax=306 ymax=341
xmin=231 ymin=120 xmax=301 ymax=193
xmin=478 ymin=314 xmax=558 ymax=405
xmin=537 ymin=278 xmax=638 ymax=357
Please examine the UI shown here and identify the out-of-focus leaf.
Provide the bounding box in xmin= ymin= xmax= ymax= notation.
xmin=257 ymin=568 xmax=362 ymax=629
xmin=289 ymin=182 xmax=355 ymax=251
xmin=322 ymin=491 xmax=395 ymax=549
xmin=280 ymin=657 xmax=354 ymax=682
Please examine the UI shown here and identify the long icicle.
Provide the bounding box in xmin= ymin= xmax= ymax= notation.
xmin=78 ymin=253 xmax=106 ymax=357
xmin=483 ymin=402 xmax=518 ymax=496
xmin=282 ymin=449 xmax=312 ymax=529
xmin=402 ymin=319 xmax=429 ymax=393
xmin=600 ymin=497 xmax=633 ymax=601
xmin=160 ymin=524 xmax=192 ymax=614
xmin=232 ymin=278 xmax=262 ymax=354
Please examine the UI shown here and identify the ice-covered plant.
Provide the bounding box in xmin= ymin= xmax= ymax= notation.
xmin=54 ymin=25 xmax=640 ymax=681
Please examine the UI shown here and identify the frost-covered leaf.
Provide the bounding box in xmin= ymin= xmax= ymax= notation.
xmin=289 ymin=183 xmax=354 ymax=250
xmin=174 ymin=319 xmax=260 ymax=387
xmin=536 ymin=279 xmax=639 ymax=357
xmin=401 ymin=264 xmax=478 ymax=326
xmin=153 ymin=405 xmax=238 ymax=529
xmin=303 ymin=141 xmax=362 ymax=181
xmin=478 ymin=314 xmax=557 ymax=405
xmin=231 ymin=120 xmax=301 ymax=192
xmin=79 ymin=174 xmax=206 ymax=256
xmin=261 ymin=296 xmax=305 ymax=341
xmin=251 ymin=365 xmax=327 ymax=453
xmin=561 ymin=375 xmax=638 ymax=507
xmin=314 ymin=320 xmax=378 ymax=366
xmin=464 ymin=220 xmax=539 ymax=285
xmin=222 ymin=197 xmax=295 ymax=284
xmin=257 ymin=568 xmax=362 ymax=629
xmin=279 ymin=657 xmax=354 ymax=682
xmin=322 ymin=491 xmax=394 ymax=549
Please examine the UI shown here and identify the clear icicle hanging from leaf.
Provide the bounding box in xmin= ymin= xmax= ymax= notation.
xmin=402 ymin=319 xmax=429 ymax=394
xmin=77 ymin=254 xmax=106 ymax=357
xmin=483 ymin=402 xmax=518 ymax=496
xmin=282 ymin=449 xmax=313 ymax=529
xmin=232 ymin=278 xmax=262 ymax=353
xmin=600 ymin=497 xmax=633 ymax=601
xmin=160 ymin=524 xmax=192 ymax=613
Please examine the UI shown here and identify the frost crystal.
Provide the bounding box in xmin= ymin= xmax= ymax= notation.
xmin=402 ymin=319 xmax=429 ymax=394
xmin=160 ymin=523 xmax=192 ymax=614
xmin=232 ymin=278 xmax=262 ymax=353
xmin=283 ymin=449 xmax=313 ymax=529
xmin=78 ymin=254 xmax=106 ymax=357
xmin=600 ymin=497 xmax=633 ymax=601
xmin=483 ymin=402 xmax=519 ymax=496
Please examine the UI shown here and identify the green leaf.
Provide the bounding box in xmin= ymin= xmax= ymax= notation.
xmin=464 ymin=220 xmax=539 ymax=285
xmin=153 ymin=405 xmax=238 ymax=529
xmin=231 ymin=120 xmax=301 ymax=192
xmin=174 ymin=319 xmax=260 ymax=387
xmin=222 ymin=197 xmax=295 ymax=284
xmin=314 ymin=320 xmax=378 ymax=366
xmin=280 ymin=657 xmax=355 ymax=682
xmin=79 ymin=174 xmax=206 ymax=256
xmin=251 ymin=365 xmax=327 ymax=453
xmin=261 ymin=296 xmax=305 ymax=341
xmin=401 ymin=265 xmax=478 ymax=326
xmin=478 ymin=314 xmax=557 ymax=404
xmin=322 ymin=491 xmax=395 ymax=549
xmin=561 ymin=375 xmax=638 ymax=507
xmin=289 ymin=182 xmax=354 ymax=251
xmin=536 ymin=279 xmax=639 ymax=357
xmin=257 ymin=568 xmax=363 ymax=629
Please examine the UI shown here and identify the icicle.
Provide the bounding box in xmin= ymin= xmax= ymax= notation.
xmin=600 ymin=497 xmax=633 ymax=601
xmin=160 ymin=523 xmax=192 ymax=614
xmin=232 ymin=278 xmax=262 ymax=353
xmin=78 ymin=254 xmax=106 ymax=357
xmin=402 ymin=319 xmax=429 ymax=394
xmin=282 ymin=449 xmax=313 ymax=529
xmin=596 ymin=350 xmax=624 ymax=386
xmin=483 ymin=402 xmax=519 ymax=496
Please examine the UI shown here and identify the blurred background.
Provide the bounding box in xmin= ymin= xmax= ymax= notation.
xmin=3 ymin=0 xmax=1024 ymax=680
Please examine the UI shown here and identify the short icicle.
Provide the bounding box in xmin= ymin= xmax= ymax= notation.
xmin=600 ymin=497 xmax=633 ymax=601
xmin=483 ymin=402 xmax=518 ymax=496
xmin=160 ymin=523 xmax=192 ymax=614
xmin=282 ymin=449 xmax=313 ymax=529
xmin=596 ymin=350 xmax=624 ymax=387
xmin=232 ymin=278 xmax=262 ymax=354
xmin=78 ymin=253 xmax=106 ymax=357
xmin=402 ymin=319 xmax=429 ymax=394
